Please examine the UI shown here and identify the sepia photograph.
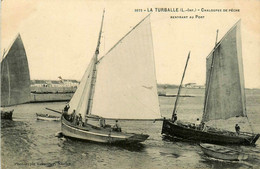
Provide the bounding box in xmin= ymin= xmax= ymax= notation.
xmin=1 ymin=0 xmax=260 ymax=168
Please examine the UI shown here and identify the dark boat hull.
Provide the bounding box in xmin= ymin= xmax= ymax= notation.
xmin=1 ymin=109 xmax=13 ymax=120
xmin=200 ymin=143 xmax=248 ymax=161
xmin=61 ymin=116 xmax=149 ymax=144
xmin=162 ymin=119 xmax=259 ymax=146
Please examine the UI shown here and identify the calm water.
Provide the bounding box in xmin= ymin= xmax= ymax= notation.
xmin=1 ymin=89 xmax=260 ymax=169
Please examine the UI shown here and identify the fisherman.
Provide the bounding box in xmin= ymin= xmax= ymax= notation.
xmin=235 ymin=124 xmax=240 ymax=135
xmin=201 ymin=122 xmax=206 ymax=131
xmin=71 ymin=110 xmax=76 ymax=124
xmin=112 ymin=120 xmax=121 ymax=132
xmin=195 ymin=118 xmax=200 ymax=129
xmin=64 ymin=104 xmax=70 ymax=113
xmin=173 ymin=113 xmax=177 ymax=123
xmin=99 ymin=118 xmax=106 ymax=128
xmin=75 ymin=115 xmax=79 ymax=125
xmin=63 ymin=104 xmax=70 ymax=121
xmin=79 ymin=114 xmax=83 ymax=127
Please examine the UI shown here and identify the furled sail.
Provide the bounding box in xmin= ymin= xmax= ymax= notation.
xmin=1 ymin=34 xmax=31 ymax=107
xmin=202 ymin=20 xmax=246 ymax=122
xmin=91 ymin=15 xmax=161 ymax=120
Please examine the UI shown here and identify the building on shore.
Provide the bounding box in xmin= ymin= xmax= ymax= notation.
xmin=30 ymin=79 xmax=79 ymax=102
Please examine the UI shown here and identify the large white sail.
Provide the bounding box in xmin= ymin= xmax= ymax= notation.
xmin=203 ymin=21 xmax=246 ymax=122
xmin=67 ymin=56 xmax=95 ymax=118
xmin=1 ymin=34 xmax=31 ymax=107
xmin=91 ymin=15 xmax=161 ymax=120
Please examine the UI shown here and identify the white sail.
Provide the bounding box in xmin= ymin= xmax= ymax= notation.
xmin=67 ymin=56 xmax=95 ymax=118
xmin=90 ymin=15 xmax=161 ymax=120
xmin=203 ymin=21 xmax=246 ymax=122
xmin=1 ymin=34 xmax=31 ymax=107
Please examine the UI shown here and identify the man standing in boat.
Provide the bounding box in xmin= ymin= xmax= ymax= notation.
xmin=63 ymin=104 xmax=70 ymax=121
xmin=195 ymin=118 xmax=200 ymax=129
xmin=112 ymin=120 xmax=121 ymax=132
xmin=99 ymin=118 xmax=106 ymax=128
xmin=64 ymin=104 xmax=70 ymax=113
xmin=173 ymin=113 xmax=177 ymax=123
xmin=79 ymin=114 xmax=83 ymax=126
xmin=235 ymin=124 xmax=240 ymax=135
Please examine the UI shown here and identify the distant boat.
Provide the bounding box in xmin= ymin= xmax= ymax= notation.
xmin=161 ymin=20 xmax=259 ymax=146
xmin=1 ymin=34 xmax=31 ymax=120
xmin=60 ymin=11 xmax=161 ymax=144
xmin=200 ymin=143 xmax=248 ymax=161
xmin=36 ymin=113 xmax=60 ymax=121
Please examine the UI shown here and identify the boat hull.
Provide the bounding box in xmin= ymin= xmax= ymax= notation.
xmin=200 ymin=143 xmax=248 ymax=161
xmin=61 ymin=116 xmax=149 ymax=144
xmin=36 ymin=113 xmax=60 ymax=121
xmin=162 ymin=119 xmax=259 ymax=146
xmin=1 ymin=109 xmax=13 ymax=120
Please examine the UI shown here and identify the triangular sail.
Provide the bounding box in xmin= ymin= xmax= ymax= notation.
xmin=202 ymin=21 xmax=246 ymax=122
xmin=1 ymin=34 xmax=31 ymax=107
xmin=67 ymin=56 xmax=95 ymax=119
xmin=91 ymin=15 xmax=161 ymax=119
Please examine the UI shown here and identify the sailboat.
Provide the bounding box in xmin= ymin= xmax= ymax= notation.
xmin=1 ymin=34 xmax=31 ymax=120
xmin=60 ymin=11 xmax=161 ymax=144
xmin=161 ymin=20 xmax=260 ymax=146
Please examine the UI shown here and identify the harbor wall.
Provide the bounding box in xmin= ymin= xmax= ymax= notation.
xmin=30 ymin=86 xmax=76 ymax=102
xmin=30 ymin=93 xmax=73 ymax=102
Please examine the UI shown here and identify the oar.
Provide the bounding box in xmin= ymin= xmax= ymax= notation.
xmin=45 ymin=108 xmax=62 ymax=114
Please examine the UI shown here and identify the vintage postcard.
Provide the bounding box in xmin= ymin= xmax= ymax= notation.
xmin=1 ymin=0 xmax=260 ymax=168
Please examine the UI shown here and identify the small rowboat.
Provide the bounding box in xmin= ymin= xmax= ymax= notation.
xmin=36 ymin=113 xmax=60 ymax=121
xmin=200 ymin=143 xmax=248 ymax=161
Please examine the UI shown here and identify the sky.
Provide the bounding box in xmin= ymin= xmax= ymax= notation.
xmin=1 ymin=0 xmax=260 ymax=88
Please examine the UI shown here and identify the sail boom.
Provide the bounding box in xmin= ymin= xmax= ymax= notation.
xmin=86 ymin=115 xmax=164 ymax=121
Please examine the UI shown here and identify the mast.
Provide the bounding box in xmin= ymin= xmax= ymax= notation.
xmin=202 ymin=30 xmax=219 ymax=122
xmin=86 ymin=9 xmax=105 ymax=115
xmin=171 ymin=51 xmax=190 ymax=120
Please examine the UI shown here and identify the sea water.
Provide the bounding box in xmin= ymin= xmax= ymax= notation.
xmin=1 ymin=88 xmax=260 ymax=169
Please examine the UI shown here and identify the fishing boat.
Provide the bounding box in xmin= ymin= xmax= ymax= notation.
xmin=1 ymin=34 xmax=31 ymax=120
xmin=200 ymin=143 xmax=248 ymax=161
xmin=60 ymin=11 xmax=161 ymax=144
xmin=36 ymin=113 xmax=60 ymax=121
xmin=161 ymin=20 xmax=260 ymax=146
